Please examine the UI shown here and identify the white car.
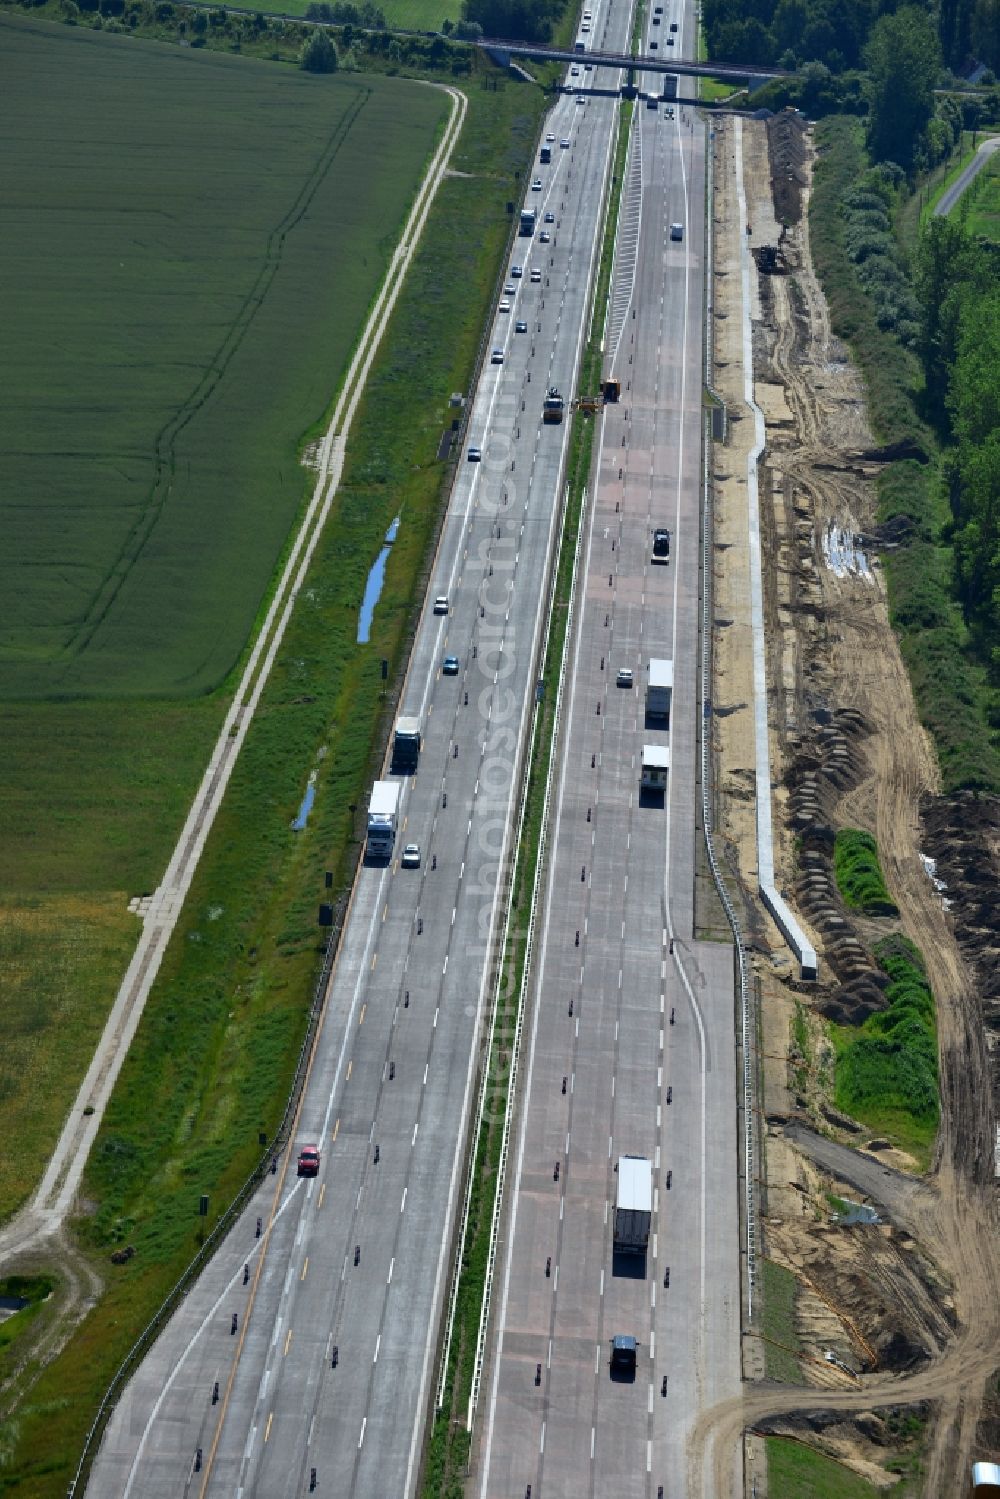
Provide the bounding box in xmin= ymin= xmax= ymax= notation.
xmin=576 ymin=94 xmax=586 ymax=105
xmin=546 ymin=131 xmax=555 ymax=142
xmin=401 ymin=843 xmax=421 ymax=868
xmin=560 ymin=137 xmax=571 ymax=148
xmin=531 ymin=178 xmax=542 ymax=191
xmin=539 ymin=230 xmax=551 ymax=243
xmin=499 ymin=299 xmax=511 ymax=313
xmin=544 ymin=210 xmax=554 ymax=223
xmin=491 ymin=348 xmax=504 ymax=364
xmin=530 ymin=268 xmax=542 ymax=282
xmin=433 ymin=595 xmax=449 ymax=612
xmin=616 ymin=667 xmax=633 ymax=688
xmin=571 ymin=65 xmax=580 ymax=76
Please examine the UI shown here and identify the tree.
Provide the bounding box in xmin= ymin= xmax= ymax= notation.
xmin=865 ymin=7 xmax=941 ymax=167
xmin=301 ymin=25 xmax=338 ymax=69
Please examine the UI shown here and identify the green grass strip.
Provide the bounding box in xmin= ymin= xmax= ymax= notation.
xmin=766 ymin=1435 xmax=881 ymax=1497
xmin=761 ymin=1258 xmax=805 ymax=1384
xmin=421 ymin=100 xmax=632 ymax=1499
xmin=832 ymin=829 xmax=898 ymax=916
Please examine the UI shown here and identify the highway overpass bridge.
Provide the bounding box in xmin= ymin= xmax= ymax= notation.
xmin=478 ymin=36 xmax=791 ymax=84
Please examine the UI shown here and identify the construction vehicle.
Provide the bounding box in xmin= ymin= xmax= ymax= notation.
xmin=543 ymin=387 xmax=565 ymax=424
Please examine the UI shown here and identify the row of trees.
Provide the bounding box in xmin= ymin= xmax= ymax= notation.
xmin=703 ymin=0 xmax=999 ymax=76
xmin=916 ymin=223 xmax=1000 ymax=677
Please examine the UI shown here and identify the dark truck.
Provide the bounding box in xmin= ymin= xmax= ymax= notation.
xmin=392 ymin=716 xmax=421 ymax=774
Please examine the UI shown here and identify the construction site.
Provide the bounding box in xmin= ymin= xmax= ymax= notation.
xmin=707 ymin=109 xmax=1000 ymax=1490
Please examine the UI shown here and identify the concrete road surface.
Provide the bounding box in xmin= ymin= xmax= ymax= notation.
xmin=90 ymin=4 xmax=636 ymax=1497
xmin=474 ymin=10 xmax=743 ymax=1499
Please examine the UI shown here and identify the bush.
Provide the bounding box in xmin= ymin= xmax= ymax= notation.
xmin=835 ymin=932 xmax=939 ymax=1149
xmin=300 ymin=25 xmax=338 ymax=69
xmin=833 ymin=829 xmax=898 ymax=915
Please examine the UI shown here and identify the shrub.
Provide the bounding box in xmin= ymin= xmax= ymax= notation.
xmin=833 ymin=829 xmax=898 ymax=915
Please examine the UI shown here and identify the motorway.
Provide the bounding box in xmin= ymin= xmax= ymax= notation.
xmin=89 ymin=3 xmax=639 ymax=1495
xmin=474 ymin=7 xmax=742 ymax=1498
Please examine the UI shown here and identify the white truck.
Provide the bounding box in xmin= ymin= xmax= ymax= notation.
xmin=646 ymin=658 xmax=673 ymax=722
xmin=641 ymin=744 xmax=670 ymax=794
xmin=614 ymin=1155 xmax=652 ymax=1254
xmin=366 ymin=780 xmax=400 ymax=861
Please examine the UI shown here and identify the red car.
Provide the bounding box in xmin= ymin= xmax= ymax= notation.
xmin=297 ymin=1145 xmax=321 ymax=1178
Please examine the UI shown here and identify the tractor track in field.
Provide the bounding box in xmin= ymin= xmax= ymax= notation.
xmin=0 ymin=85 xmax=468 ymax=1412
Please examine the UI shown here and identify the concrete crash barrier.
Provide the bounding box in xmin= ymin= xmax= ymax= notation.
xmin=761 ymin=884 xmax=817 ymax=981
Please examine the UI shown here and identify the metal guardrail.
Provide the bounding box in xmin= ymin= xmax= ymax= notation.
xmin=68 ymin=905 xmax=346 ymax=1497
xmin=699 ymin=118 xmax=759 ymax=1321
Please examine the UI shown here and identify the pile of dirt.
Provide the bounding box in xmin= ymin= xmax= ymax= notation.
xmin=755 ymin=1404 xmax=931 ymax=1489
xmin=921 ymin=790 xmax=1000 ymax=1114
xmin=766 ymin=110 xmax=809 ymax=225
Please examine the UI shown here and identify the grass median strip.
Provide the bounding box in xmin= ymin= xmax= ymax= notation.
xmin=422 ymin=100 xmax=632 ymax=1499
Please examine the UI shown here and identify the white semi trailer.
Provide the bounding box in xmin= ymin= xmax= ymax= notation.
xmin=646 ymin=658 xmax=673 ymax=722
xmin=366 ymin=780 xmax=400 ymax=860
xmin=614 ymin=1155 xmax=652 ymax=1254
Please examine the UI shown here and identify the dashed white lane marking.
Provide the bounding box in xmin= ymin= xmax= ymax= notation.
xmin=358 ymin=1417 xmax=367 ymax=1450
xmin=400 ymin=1188 xmax=407 ymax=1213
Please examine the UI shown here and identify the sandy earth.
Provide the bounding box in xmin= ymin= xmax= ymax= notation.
xmin=704 ymin=112 xmax=1000 ymax=1493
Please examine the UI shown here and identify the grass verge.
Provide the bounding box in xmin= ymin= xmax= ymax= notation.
xmin=421 ymin=100 xmax=632 ymax=1499
xmin=761 ymin=1258 xmax=805 ymax=1384
xmin=0 ymin=61 xmax=549 ymax=1499
xmin=766 ymin=1436 xmax=881 ymax=1497
xmin=832 ymin=830 xmax=898 ymax=916
xmin=833 ymin=934 xmax=938 ymax=1165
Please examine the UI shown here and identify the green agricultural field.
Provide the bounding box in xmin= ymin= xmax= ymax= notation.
xmin=0 ymin=13 xmax=447 ymax=1231
xmin=0 ymin=15 xmax=447 ymax=701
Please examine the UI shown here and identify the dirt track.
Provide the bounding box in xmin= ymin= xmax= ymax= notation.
xmin=706 ymin=113 xmax=1000 ymax=1492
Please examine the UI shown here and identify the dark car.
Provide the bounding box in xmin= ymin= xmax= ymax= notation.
xmin=442 ymin=655 xmax=460 ymax=675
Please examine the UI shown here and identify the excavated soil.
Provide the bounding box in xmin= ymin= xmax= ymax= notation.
xmin=704 ymin=113 xmax=1000 ymax=1495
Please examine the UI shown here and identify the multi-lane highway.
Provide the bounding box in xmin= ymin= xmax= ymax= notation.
xmin=90 ymin=4 xmax=643 ymax=1494
xmin=473 ymin=10 xmax=742 ymax=1498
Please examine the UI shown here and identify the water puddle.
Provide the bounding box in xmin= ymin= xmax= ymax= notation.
xmin=292 ymin=772 xmax=317 ymax=832
xmin=830 ymin=1199 xmax=880 ymax=1227
xmin=358 ymin=516 xmax=401 ymax=644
